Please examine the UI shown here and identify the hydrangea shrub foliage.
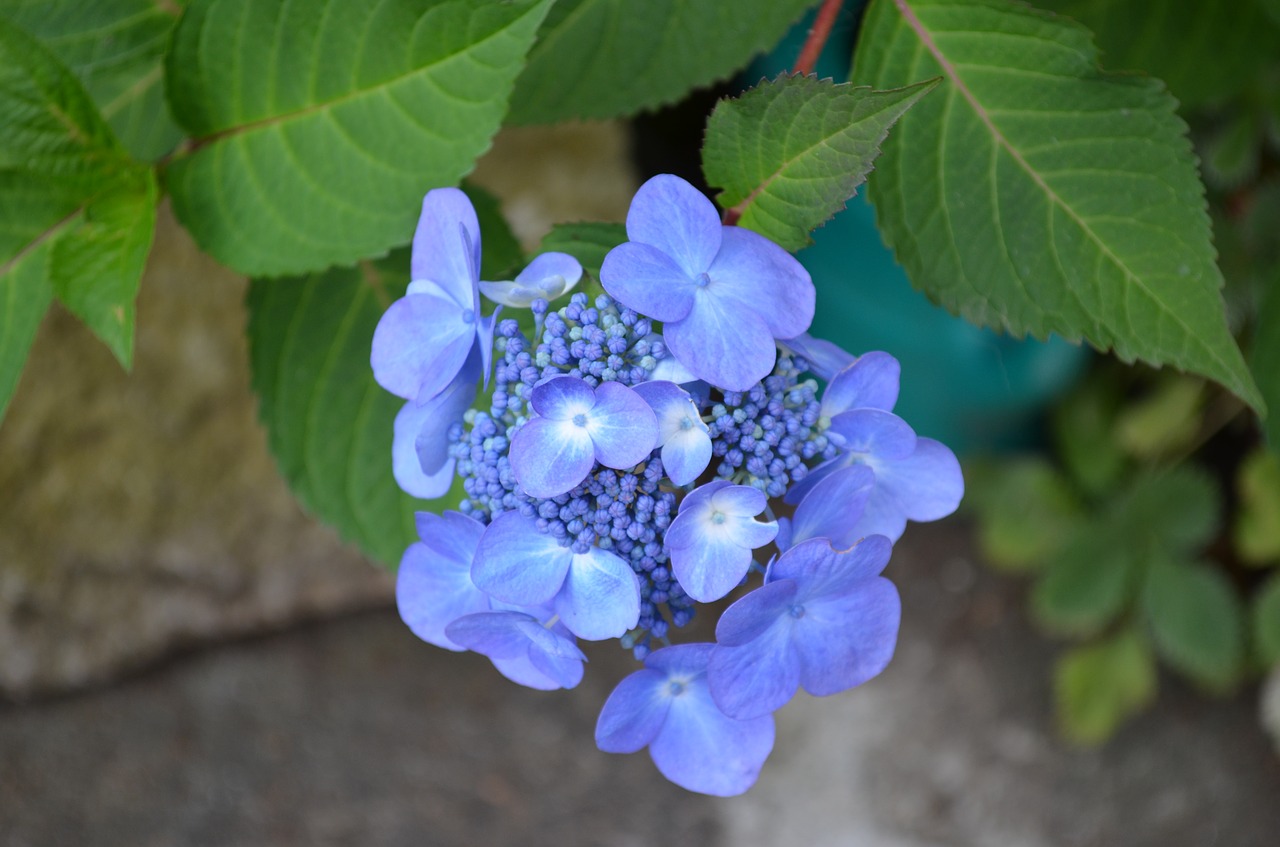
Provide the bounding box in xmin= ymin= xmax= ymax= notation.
xmin=2 ymin=0 xmax=1275 ymax=789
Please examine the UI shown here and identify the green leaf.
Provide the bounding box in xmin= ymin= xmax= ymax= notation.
xmin=1055 ymin=628 xmax=1156 ymax=744
xmin=1235 ymin=448 xmax=1280 ymax=566
xmin=463 ymin=182 xmax=523 ymax=281
xmin=853 ymin=0 xmax=1262 ymax=412
xmin=1201 ymin=111 xmax=1261 ymax=191
xmin=1032 ymin=0 xmax=1280 ymax=110
xmin=1051 ymin=370 xmax=1127 ymax=495
xmin=1033 ymin=529 xmax=1136 ymax=637
xmin=0 ymin=233 xmax=53 ymax=422
xmin=246 ymin=251 xmax=461 ymax=567
xmin=967 ymin=456 xmax=1081 ymax=572
xmin=166 ymin=0 xmax=552 ymax=277
xmin=1251 ymin=263 xmax=1280 ymax=448
xmin=1142 ymin=559 xmax=1246 ymax=691
xmin=0 ymin=0 xmax=186 ymax=160
xmin=0 ymin=15 xmax=156 ymax=388
xmin=536 ymin=222 xmax=628 ymax=280
xmin=1253 ymin=573 xmax=1280 ymax=667
xmin=702 ymin=74 xmax=937 ymax=252
xmin=1119 ymin=465 xmax=1219 ymax=554
xmin=506 ymin=0 xmax=816 ymax=124
xmin=1113 ymin=375 xmax=1202 ymax=460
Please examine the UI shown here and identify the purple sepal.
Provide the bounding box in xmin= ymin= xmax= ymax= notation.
xmin=554 ymin=547 xmax=641 ymax=641
xmin=782 ymin=334 xmax=855 ymax=381
xmin=446 ymin=611 xmax=586 ymax=690
xmin=633 ymin=380 xmax=711 ymax=486
xmin=395 ymin=511 xmax=489 ymax=651
xmin=821 ymin=351 xmax=901 ymax=416
xmin=666 ymin=480 xmax=778 ymax=602
xmin=471 ymin=511 xmax=573 ymax=605
xmin=781 ymin=464 xmax=875 ymax=552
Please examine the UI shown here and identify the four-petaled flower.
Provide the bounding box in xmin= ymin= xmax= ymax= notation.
xmin=665 ymin=480 xmax=778 ymax=603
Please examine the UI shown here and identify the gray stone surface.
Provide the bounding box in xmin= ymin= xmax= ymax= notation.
xmin=3 ymin=522 xmax=1277 ymax=847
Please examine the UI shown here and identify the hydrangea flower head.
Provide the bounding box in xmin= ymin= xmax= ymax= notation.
xmin=600 ymin=174 xmax=815 ymax=391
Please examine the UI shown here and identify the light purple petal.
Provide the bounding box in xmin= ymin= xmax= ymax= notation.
xmin=842 ymin=483 xmax=909 ymax=543
xmin=631 ymin=380 xmax=700 ymax=438
xmin=516 ymin=251 xmax=583 ymax=289
xmin=410 ymin=187 xmax=480 ymax=309
xmin=530 ymin=374 xmax=596 ymax=419
xmin=782 ymin=333 xmax=855 ymax=381
xmin=822 ymin=351 xmax=901 ymax=416
xmin=519 ymin=619 xmax=588 ymax=689
xmin=625 ymin=174 xmax=722 ymax=278
xmin=554 ymin=547 xmax=641 ymax=640
xmin=794 ymin=577 xmax=900 ymax=696
xmin=707 ymin=226 xmax=814 ymax=340
xmin=709 ymin=484 xmax=768 ymax=517
xmin=471 ymin=511 xmax=573 ymax=604
xmin=714 ymin=579 xmax=798 ymax=647
xmin=781 ymin=454 xmax=846 ymax=506
xmin=649 ymin=676 xmax=775 ymax=797
xmin=599 ymin=241 xmax=696 ymax=321
xmin=445 ymin=611 xmax=531 ymax=659
xmin=509 ymin=416 xmax=595 ymax=498
xmin=661 ymin=427 xmax=712 ymax=487
xmin=413 ymin=347 xmax=481 ymax=475
xmin=416 ymin=510 xmax=485 ymax=562
xmin=668 ymin=528 xmax=756 ymax=603
xmin=587 ymin=381 xmax=659 ymax=469
xmin=392 ymin=399 xmax=456 ymax=499
xmin=489 ymin=653 xmax=565 ymax=690
xmin=828 ymin=408 xmax=917 ymax=460
xmin=595 ymin=668 xmax=672 ymax=753
xmin=396 ymin=539 xmax=490 ymax=651
xmin=788 ymin=464 xmax=876 ymax=550
xmin=770 ymin=536 xmax=893 ymax=594
xmin=872 ymin=437 xmax=965 ymax=522
xmin=476 ymin=309 xmax=499 ymax=390
xmin=370 ymin=292 xmax=474 ymax=402
xmin=665 ymin=293 xmax=776 ymax=392
xmin=706 ymin=621 xmax=799 ymax=720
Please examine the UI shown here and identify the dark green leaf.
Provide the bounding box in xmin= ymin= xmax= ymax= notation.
xmin=1033 ymin=530 xmax=1136 ymax=636
xmin=1118 ymin=466 xmax=1219 ymax=554
xmin=1055 ymin=628 xmax=1156 ymax=743
xmin=1033 ymin=0 xmax=1280 ymax=109
xmin=1251 ymin=263 xmax=1280 ymax=449
xmin=703 ymin=74 xmax=937 ymax=251
xmin=536 ymin=222 xmax=628 ymax=280
xmin=463 ymin=182 xmax=523 ymax=280
xmin=1201 ymin=111 xmax=1261 ymax=191
xmin=853 ymin=0 xmax=1262 ymax=411
xmin=0 ymin=0 xmax=186 ymax=160
xmin=247 ymin=251 xmax=461 ymax=567
xmin=1051 ymin=371 xmax=1128 ymax=495
xmin=967 ymin=456 xmax=1081 ymax=572
xmin=507 ymin=0 xmax=816 ymax=124
xmin=166 ymin=0 xmax=552 ymax=277
xmin=1142 ymin=559 xmax=1246 ymax=691
xmin=1253 ymin=573 xmax=1280 ymax=667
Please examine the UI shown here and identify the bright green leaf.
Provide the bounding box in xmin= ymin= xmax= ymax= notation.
xmin=166 ymin=0 xmax=552 ymax=277
xmin=0 ymin=16 xmax=156 ymax=393
xmin=507 ymin=0 xmax=816 ymax=124
xmin=967 ymin=456 xmax=1081 ymax=572
xmin=1235 ymin=449 xmax=1280 ymax=566
xmin=1055 ymin=628 xmax=1156 ymax=744
xmin=702 ymin=74 xmax=937 ymax=251
xmin=536 ymin=222 xmax=628 ymax=280
xmin=1113 ymin=376 xmax=1202 ymax=460
xmin=0 ymin=0 xmax=186 ymax=160
xmin=1033 ymin=0 xmax=1280 ymax=110
xmin=0 ymin=234 xmax=53 ymax=422
xmin=246 ymin=251 xmax=461 ymax=567
xmin=1033 ymin=530 xmax=1136 ymax=637
xmin=1142 ymin=559 xmax=1246 ymax=691
xmin=1253 ymin=573 xmax=1280 ymax=667
xmin=853 ymin=0 xmax=1262 ymax=411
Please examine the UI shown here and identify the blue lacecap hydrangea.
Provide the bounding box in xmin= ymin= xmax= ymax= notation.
xmin=371 ymin=174 xmax=964 ymax=796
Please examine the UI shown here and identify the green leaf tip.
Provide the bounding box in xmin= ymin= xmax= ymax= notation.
xmin=703 ymin=73 xmax=938 ymax=252
xmin=854 ymin=0 xmax=1263 ymax=413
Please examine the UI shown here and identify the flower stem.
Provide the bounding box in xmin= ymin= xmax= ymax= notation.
xmin=793 ymin=0 xmax=844 ymax=77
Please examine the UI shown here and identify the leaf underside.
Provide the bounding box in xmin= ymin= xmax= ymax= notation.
xmin=853 ymin=0 xmax=1261 ymax=411
xmin=165 ymin=0 xmax=552 ymax=277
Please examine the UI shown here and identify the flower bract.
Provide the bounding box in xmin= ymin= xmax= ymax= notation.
xmin=665 ymin=480 xmax=778 ymax=602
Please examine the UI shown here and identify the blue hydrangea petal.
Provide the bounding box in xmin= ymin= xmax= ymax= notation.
xmin=595 ymin=667 xmax=672 ymax=753
xmin=530 ymin=374 xmax=595 ymax=419
xmin=586 ymin=382 xmax=659 ymax=469
xmin=707 ymin=226 xmax=814 ymax=340
xmin=448 ymin=611 xmax=586 ymax=691
xmin=649 ymin=671 xmax=776 ymax=797
xmin=786 ymin=464 xmax=876 ymax=551
xmin=415 ymin=510 xmax=486 ymax=562
xmin=509 ymin=415 xmax=596 ymax=498
xmin=625 ymin=174 xmax=722 ymax=279
xmin=479 ymin=251 xmax=583 ymax=308
xmin=410 ymin=187 xmax=480 ymax=309
xmin=781 ymin=454 xmax=844 ymax=506
xmin=476 ymin=308 xmax=500 ymax=390
xmin=793 ymin=577 xmax=900 ymax=697
xmin=727 ymin=513 xmax=779 ymax=551
xmin=490 ymin=653 xmax=572 ymax=691
xmin=472 ymin=511 xmax=573 ymax=604
xmin=516 ymin=617 xmax=589 ymax=688
xmin=781 ymin=333 xmax=855 ymax=381
xmin=370 ymin=291 xmax=474 ymax=401
xmin=709 ymin=483 xmax=768 ymax=517
xmin=821 ymin=351 xmax=901 ymax=416
xmin=444 ymin=611 xmax=530 ymax=659
xmin=769 ymin=536 xmax=893 ymax=594
xmin=841 ymin=483 xmax=909 ymax=542
xmin=661 ymin=426 xmax=713 ymax=487
xmin=554 ymin=547 xmax=642 ymax=640
xmin=396 ymin=538 xmax=489 ymax=652
xmin=713 ymin=578 xmax=798 ymax=647
xmin=599 ymin=241 xmax=697 ymax=321
xmin=392 ymin=399 xmax=458 ymax=499
xmin=706 ymin=617 xmax=799 ymax=719
xmin=846 ymin=438 xmax=964 ymax=542
xmin=665 ymin=293 xmax=776 ymax=391
xmin=412 ymin=347 xmax=482 ymax=476
xmin=827 ymin=408 xmax=917 ymax=460
xmin=668 ymin=527 xmax=756 ymax=603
